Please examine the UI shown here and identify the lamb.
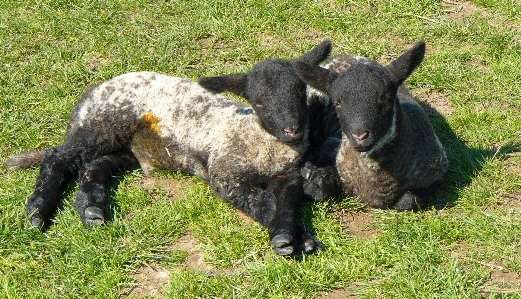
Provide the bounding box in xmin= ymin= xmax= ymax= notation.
xmin=7 ymin=40 xmax=332 ymax=255
xmin=296 ymin=41 xmax=448 ymax=210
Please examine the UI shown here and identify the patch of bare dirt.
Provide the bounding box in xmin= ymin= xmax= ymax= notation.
xmin=316 ymin=288 xmax=357 ymax=299
xmin=122 ymin=232 xmax=238 ymax=298
xmin=334 ymin=210 xmax=380 ymax=239
xmin=140 ymin=176 xmax=195 ymax=200
xmin=369 ymin=35 xmax=435 ymax=65
xmin=375 ymin=36 xmax=426 ymax=65
xmin=490 ymin=159 xmax=521 ymax=213
xmin=171 ymin=233 xmax=216 ymax=273
xmin=171 ymin=233 xmax=237 ymax=275
xmin=124 ymin=263 xmax=171 ymax=298
xmin=315 ymin=282 xmax=370 ymax=299
xmin=442 ymin=0 xmax=481 ymax=22
xmin=86 ymin=52 xmax=106 ymax=72
xmin=451 ymin=242 xmax=521 ymax=295
xmin=413 ymin=88 xmax=455 ymax=117
xmin=259 ymin=33 xmax=288 ymax=49
xmin=479 ymin=268 xmax=521 ymax=296
xmin=486 ymin=191 xmax=521 ymax=215
xmin=505 ymin=159 xmax=521 ymax=176
xmin=196 ymin=35 xmax=237 ymax=53
xmin=442 ymin=0 xmax=520 ymax=34
xmin=235 ymin=209 xmax=256 ymax=225
xmin=260 ymin=29 xmax=325 ymax=53
xmin=195 ymin=36 xmax=238 ymax=69
xmin=301 ymin=28 xmax=326 ymax=45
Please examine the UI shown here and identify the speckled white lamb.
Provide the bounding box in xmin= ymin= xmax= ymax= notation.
xmin=296 ymin=41 xmax=448 ymax=210
xmin=7 ymin=40 xmax=332 ymax=255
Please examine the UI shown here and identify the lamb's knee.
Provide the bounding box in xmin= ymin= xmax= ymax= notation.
xmin=301 ymin=161 xmax=339 ymax=201
xmin=392 ymin=189 xmax=431 ymax=211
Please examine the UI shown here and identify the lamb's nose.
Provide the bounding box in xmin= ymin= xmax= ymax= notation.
xmin=352 ymin=130 xmax=369 ymax=142
xmin=284 ymin=125 xmax=300 ymax=138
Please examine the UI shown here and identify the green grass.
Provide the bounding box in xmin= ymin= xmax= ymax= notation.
xmin=1 ymin=0 xmax=521 ymax=298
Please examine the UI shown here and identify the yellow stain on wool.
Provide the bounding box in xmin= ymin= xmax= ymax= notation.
xmin=137 ymin=113 xmax=162 ymax=135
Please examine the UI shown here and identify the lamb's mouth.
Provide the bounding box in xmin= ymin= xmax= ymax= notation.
xmin=282 ymin=132 xmax=305 ymax=145
xmin=353 ymin=144 xmax=372 ymax=152
xmin=283 ymin=137 xmax=303 ymax=145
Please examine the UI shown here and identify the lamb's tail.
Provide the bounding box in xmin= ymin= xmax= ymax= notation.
xmin=6 ymin=149 xmax=47 ymax=169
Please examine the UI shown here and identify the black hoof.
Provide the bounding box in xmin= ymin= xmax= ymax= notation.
xmin=300 ymin=165 xmax=313 ymax=180
xmin=271 ymin=233 xmax=294 ymax=256
xmin=298 ymin=232 xmax=324 ymax=254
xmin=29 ymin=215 xmax=45 ymax=229
xmin=83 ymin=206 xmax=105 ymax=228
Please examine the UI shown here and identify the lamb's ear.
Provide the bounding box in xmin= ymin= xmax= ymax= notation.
xmin=385 ymin=41 xmax=426 ymax=86
xmin=198 ymin=73 xmax=248 ymax=97
xmin=293 ymin=39 xmax=332 ymax=65
xmin=293 ymin=61 xmax=337 ymax=94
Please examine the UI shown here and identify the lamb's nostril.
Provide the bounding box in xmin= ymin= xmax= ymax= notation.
xmin=284 ymin=125 xmax=300 ymax=138
xmin=352 ymin=131 xmax=369 ymax=142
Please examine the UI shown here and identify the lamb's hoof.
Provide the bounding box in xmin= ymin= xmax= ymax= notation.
xmin=83 ymin=206 xmax=105 ymax=228
xmin=298 ymin=232 xmax=324 ymax=254
xmin=29 ymin=215 xmax=45 ymax=229
xmin=300 ymin=165 xmax=313 ymax=180
xmin=271 ymin=233 xmax=294 ymax=256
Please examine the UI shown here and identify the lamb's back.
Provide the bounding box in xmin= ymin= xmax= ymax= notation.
xmin=397 ymin=86 xmax=448 ymax=189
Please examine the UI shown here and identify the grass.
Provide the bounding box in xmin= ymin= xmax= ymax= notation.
xmin=1 ymin=0 xmax=521 ymax=298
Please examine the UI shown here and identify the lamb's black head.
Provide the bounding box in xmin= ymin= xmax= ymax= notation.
xmin=294 ymin=41 xmax=426 ymax=152
xmin=198 ymin=40 xmax=332 ymax=145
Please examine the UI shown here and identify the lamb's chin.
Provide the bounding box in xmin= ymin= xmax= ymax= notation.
xmin=353 ymin=146 xmax=371 ymax=153
xmin=280 ymin=136 xmax=304 ymax=145
xmin=350 ymin=141 xmax=374 ymax=153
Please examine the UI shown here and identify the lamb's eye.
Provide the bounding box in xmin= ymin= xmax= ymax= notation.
xmin=255 ymin=102 xmax=263 ymax=108
xmin=334 ymin=101 xmax=341 ymax=108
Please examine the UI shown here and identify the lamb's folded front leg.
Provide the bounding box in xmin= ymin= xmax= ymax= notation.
xmin=267 ymin=172 xmax=324 ymax=255
xmin=212 ymin=171 xmax=322 ymax=255
xmin=392 ymin=181 xmax=443 ymax=211
xmin=301 ymin=162 xmax=340 ymax=202
xmin=74 ymin=151 xmax=140 ymax=227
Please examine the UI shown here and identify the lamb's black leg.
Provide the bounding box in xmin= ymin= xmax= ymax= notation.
xmin=392 ymin=181 xmax=442 ymax=211
xmin=267 ymin=174 xmax=324 ymax=255
xmin=26 ymin=147 xmax=79 ymax=229
xmin=266 ymin=174 xmax=300 ymax=256
xmin=74 ymin=151 xmax=139 ymax=227
xmin=214 ymin=171 xmax=322 ymax=255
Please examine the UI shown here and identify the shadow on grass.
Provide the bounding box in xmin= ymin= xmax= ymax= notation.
xmin=420 ymin=101 xmax=521 ymax=210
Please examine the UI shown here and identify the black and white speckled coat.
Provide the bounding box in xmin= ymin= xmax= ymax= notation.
xmin=7 ymin=40 xmax=332 ymax=256
xmin=297 ymin=41 xmax=448 ymax=210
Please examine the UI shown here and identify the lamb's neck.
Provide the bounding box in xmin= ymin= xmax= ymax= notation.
xmin=360 ymin=101 xmax=407 ymax=163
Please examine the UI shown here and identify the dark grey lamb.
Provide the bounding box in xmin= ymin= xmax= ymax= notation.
xmin=7 ymin=40 xmax=332 ymax=255
xmin=296 ymin=41 xmax=448 ymax=210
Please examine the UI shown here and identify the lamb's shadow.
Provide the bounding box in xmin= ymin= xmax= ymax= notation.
xmin=102 ymin=175 xmax=134 ymax=224
xmin=419 ymin=100 xmax=519 ymax=209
